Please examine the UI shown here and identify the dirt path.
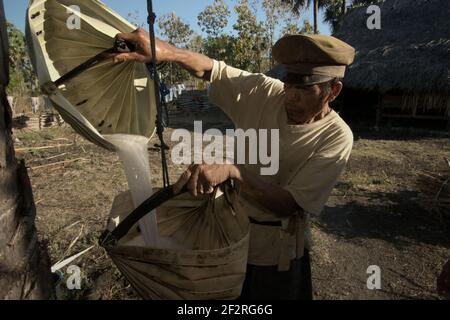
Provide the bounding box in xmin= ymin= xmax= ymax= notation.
xmin=311 ymin=136 xmax=450 ymax=300
xmin=312 ymin=196 xmax=448 ymax=299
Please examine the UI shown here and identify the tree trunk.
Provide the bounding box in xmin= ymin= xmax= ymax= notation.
xmin=0 ymin=0 xmax=54 ymax=300
xmin=313 ymin=0 xmax=319 ymax=34
xmin=342 ymin=0 xmax=347 ymax=15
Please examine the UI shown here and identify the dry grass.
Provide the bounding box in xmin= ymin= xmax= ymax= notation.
xmin=12 ymin=115 xmax=450 ymax=300
xmin=416 ymin=160 xmax=450 ymax=222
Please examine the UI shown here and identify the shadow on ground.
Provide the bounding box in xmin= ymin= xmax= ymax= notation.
xmin=319 ymin=190 xmax=450 ymax=248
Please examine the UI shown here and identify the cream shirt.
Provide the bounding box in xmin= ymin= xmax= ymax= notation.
xmin=208 ymin=60 xmax=353 ymax=269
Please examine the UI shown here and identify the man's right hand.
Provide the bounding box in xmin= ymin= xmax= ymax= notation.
xmin=112 ymin=28 xmax=174 ymax=64
xmin=112 ymin=28 xmax=214 ymax=80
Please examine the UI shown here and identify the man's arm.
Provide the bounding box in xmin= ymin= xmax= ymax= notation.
xmin=234 ymin=165 xmax=302 ymax=218
xmin=114 ymin=30 xmax=296 ymax=217
xmin=113 ymin=28 xmax=214 ymax=81
xmin=173 ymin=163 xmax=302 ymax=218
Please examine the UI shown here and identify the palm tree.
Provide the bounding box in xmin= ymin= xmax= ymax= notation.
xmin=323 ymin=0 xmax=383 ymax=33
xmin=281 ymin=0 xmax=326 ymax=34
xmin=323 ymin=0 xmax=346 ymax=33
xmin=282 ymin=0 xmax=360 ymax=34
xmin=0 ymin=0 xmax=53 ymax=299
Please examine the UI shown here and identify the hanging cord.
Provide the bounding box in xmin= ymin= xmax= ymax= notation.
xmin=159 ymin=79 xmax=170 ymax=127
xmin=146 ymin=0 xmax=170 ymax=188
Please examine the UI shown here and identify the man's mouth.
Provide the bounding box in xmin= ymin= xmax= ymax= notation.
xmin=285 ymin=104 xmax=301 ymax=114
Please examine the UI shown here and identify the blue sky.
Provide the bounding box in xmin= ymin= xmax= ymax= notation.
xmin=4 ymin=0 xmax=331 ymax=36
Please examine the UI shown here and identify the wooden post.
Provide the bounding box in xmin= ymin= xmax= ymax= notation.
xmin=0 ymin=0 xmax=54 ymax=299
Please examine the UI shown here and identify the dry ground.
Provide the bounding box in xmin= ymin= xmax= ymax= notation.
xmin=12 ymin=108 xmax=450 ymax=300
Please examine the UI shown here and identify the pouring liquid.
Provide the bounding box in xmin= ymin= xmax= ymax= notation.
xmin=104 ymin=134 xmax=188 ymax=249
xmin=104 ymin=134 xmax=159 ymax=247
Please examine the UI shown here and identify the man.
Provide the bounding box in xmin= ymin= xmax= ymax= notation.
xmin=113 ymin=29 xmax=355 ymax=300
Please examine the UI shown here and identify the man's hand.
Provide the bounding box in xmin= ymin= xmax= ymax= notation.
xmin=112 ymin=28 xmax=214 ymax=80
xmin=173 ymin=163 xmax=301 ymax=217
xmin=112 ymin=28 xmax=174 ymax=64
xmin=173 ymin=163 xmax=239 ymax=196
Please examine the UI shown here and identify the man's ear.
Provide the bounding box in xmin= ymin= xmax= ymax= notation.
xmin=328 ymin=82 xmax=343 ymax=103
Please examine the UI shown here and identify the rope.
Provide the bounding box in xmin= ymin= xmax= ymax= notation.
xmin=146 ymin=0 xmax=170 ymax=188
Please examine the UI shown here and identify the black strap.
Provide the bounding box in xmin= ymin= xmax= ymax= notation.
xmin=99 ymin=185 xmax=186 ymax=246
xmin=53 ymin=48 xmax=114 ymax=87
xmin=249 ymin=217 xmax=282 ymax=227
xmin=52 ymin=39 xmax=135 ymax=88
xmin=99 ymin=181 xmax=237 ymax=247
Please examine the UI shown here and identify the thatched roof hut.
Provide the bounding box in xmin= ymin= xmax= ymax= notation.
xmin=335 ymin=0 xmax=450 ymax=93
xmin=334 ymin=0 xmax=450 ymax=127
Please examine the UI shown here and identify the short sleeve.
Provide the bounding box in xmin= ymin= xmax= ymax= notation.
xmin=208 ymin=60 xmax=284 ymax=125
xmin=284 ymin=128 xmax=353 ymax=215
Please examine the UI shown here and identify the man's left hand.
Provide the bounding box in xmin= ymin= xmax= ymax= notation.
xmin=173 ymin=163 xmax=239 ymax=196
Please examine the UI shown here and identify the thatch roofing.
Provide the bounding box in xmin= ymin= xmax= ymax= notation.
xmin=334 ymin=0 xmax=450 ymax=93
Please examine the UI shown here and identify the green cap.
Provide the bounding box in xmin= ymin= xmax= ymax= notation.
xmin=272 ymin=34 xmax=355 ymax=85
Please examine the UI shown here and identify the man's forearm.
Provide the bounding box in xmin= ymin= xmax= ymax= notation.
xmin=231 ymin=165 xmax=302 ymax=218
xmin=169 ymin=46 xmax=214 ymax=81
xmin=114 ymin=29 xmax=214 ymax=80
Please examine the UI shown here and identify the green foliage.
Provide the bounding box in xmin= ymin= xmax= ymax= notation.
xmin=197 ymin=0 xmax=230 ymax=37
xmin=197 ymin=0 xmax=235 ymax=65
xmin=6 ymin=21 xmax=38 ymax=97
xmin=131 ymin=0 xmax=373 ymax=84
xmin=281 ymin=18 xmax=313 ymax=37
xmin=281 ymin=0 xmax=331 ymax=34
xmin=322 ymin=0 xmax=345 ymax=33
xmin=281 ymin=22 xmax=302 ymax=37
xmin=157 ymin=12 xmax=194 ymax=84
xmin=300 ymin=19 xmax=314 ymax=34
xmin=281 ymin=0 xmax=382 ymax=34
xmin=262 ymin=0 xmax=294 ymax=66
xmin=322 ymin=0 xmax=384 ymax=34
xmin=188 ymin=34 xmax=204 ymax=53
xmin=157 ymin=12 xmax=193 ymax=47
xmin=202 ymin=35 xmax=236 ymax=65
xmin=232 ymin=0 xmax=269 ymax=72
xmin=281 ymin=0 xmax=309 ymax=14
xmin=352 ymin=0 xmax=385 ymax=6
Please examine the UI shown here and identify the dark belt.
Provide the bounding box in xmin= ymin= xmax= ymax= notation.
xmin=249 ymin=217 xmax=282 ymax=227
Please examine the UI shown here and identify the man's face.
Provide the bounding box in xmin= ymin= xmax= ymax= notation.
xmin=283 ymin=82 xmax=328 ymax=123
xmin=283 ymin=80 xmax=343 ymax=123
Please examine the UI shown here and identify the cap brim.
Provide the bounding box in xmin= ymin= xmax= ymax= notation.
xmin=282 ymin=73 xmax=335 ymax=86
